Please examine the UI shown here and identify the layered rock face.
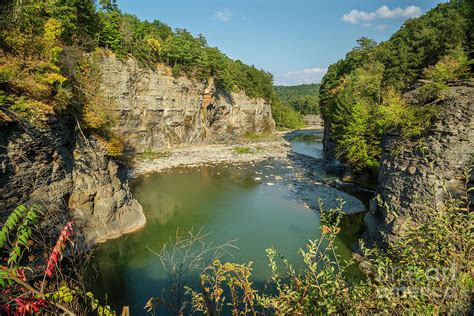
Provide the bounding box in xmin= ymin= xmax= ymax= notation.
xmin=0 ymin=113 xmax=145 ymax=245
xmin=68 ymin=137 xmax=145 ymax=244
xmin=302 ymin=114 xmax=323 ymax=128
xmin=364 ymin=82 xmax=474 ymax=245
xmin=0 ymin=114 xmax=74 ymax=213
xmin=1 ymin=56 xmax=278 ymax=245
xmin=99 ymin=57 xmax=275 ymax=153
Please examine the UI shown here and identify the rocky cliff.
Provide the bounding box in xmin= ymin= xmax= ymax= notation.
xmin=363 ymin=82 xmax=474 ymax=245
xmin=99 ymin=56 xmax=276 ymax=153
xmin=302 ymin=114 xmax=323 ymax=128
xmin=0 ymin=112 xmax=145 ymax=245
xmin=1 ymin=55 xmax=277 ymax=245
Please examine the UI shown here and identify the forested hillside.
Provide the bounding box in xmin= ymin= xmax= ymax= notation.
xmin=274 ymin=83 xmax=320 ymax=115
xmin=320 ymin=0 xmax=473 ymax=172
xmin=0 ymin=0 xmax=302 ymax=129
xmin=1 ymin=1 xmax=473 ymax=315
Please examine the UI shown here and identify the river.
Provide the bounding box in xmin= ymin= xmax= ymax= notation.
xmin=89 ymin=130 xmax=370 ymax=314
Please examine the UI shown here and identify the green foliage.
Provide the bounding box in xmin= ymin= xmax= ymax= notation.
xmin=0 ymin=205 xmax=38 ymax=251
xmin=233 ymin=146 xmax=252 ymax=154
xmin=98 ymin=10 xmax=123 ymax=53
xmin=274 ymin=84 xmax=320 ymax=115
xmin=243 ymin=131 xmax=277 ymax=142
xmin=423 ymin=46 xmax=473 ymax=82
xmin=50 ymin=286 xmax=77 ymax=303
xmin=0 ymin=205 xmax=39 ymax=286
xmin=86 ymin=292 xmax=117 ymax=316
xmin=271 ymin=98 xmax=306 ymax=129
xmin=136 ymin=148 xmax=172 ymax=161
xmin=320 ymin=0 xmax=473 ymax=172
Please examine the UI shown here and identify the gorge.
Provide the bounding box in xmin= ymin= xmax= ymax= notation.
xmin=0 ymin=0 xmax=473 ymax=314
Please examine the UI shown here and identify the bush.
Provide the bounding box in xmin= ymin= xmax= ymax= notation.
xmin=171 ymin=64 xmax=182 ymax=78
xmin=136 ymin=148 xmax=172 ymax=160
xmin=233 ymin=146 xmax=252 ymax=154
xmin=423 ymin=46 xmax=472 ymax=82
xmin=105 ymin=137 xmax=124 ymax=157
xmin=182 ymin=176 xmax=473 ymax=315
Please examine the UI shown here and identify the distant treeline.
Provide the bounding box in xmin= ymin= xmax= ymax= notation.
xmin=274 ymin=84 xmax=320 ymax=115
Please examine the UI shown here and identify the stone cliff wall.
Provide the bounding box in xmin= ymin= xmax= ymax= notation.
xmin=0 ymin=112 xmax=145 ymax=245
xmin=1 ymin=55 xmax=278 ymax=245
xmin=0 ymin=113 xmax=74 ymax=213
xmin=364 ymin=82 xmax=474 ymax=245
xmin=302 ymin=114 xmax=324 ymax=128
xmin=99 ymin=57 xmax=276 ymax=153
xmin=68 ymin=137 xmax=145 ymax=244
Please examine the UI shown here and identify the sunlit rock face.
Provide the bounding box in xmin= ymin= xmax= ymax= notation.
xmin=99 ymin=56 xmax=275 ymax=153
xmin=68 ymin=137 xmax=146 ymax=245
xmin=364 ymin=82 xmax=474 ymax=246
xmin=0 ymin=114 xmax=146 ymax=246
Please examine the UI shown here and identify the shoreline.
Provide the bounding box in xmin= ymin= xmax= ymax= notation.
xmin=129 ymin=136 xmax=293 ymax=177
xmin=127 ymin=128 xmax=367 ymax=215
xmin=129 ymin=127 xmax=324 ymax=177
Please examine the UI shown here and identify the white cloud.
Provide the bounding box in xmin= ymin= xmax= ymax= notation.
xmin=215 ymin=9 xmax=231 ymax=22
xmin=342 ymin=5 xmax=421 ymax=24
xmin=342 ymin=10 xmax=376 ymax=24
xmin=275 ymin=67 xmax=327 ymax=86
xmin=375 ymin=5 xmax=421 ymax=19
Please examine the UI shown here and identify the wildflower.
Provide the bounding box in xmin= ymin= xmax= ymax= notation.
xmin=44 ymin=222 xmax=73 ymax=277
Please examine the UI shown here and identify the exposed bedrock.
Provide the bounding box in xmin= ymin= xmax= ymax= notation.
xmin=99 ymin=57 xmax=276 ymax=153
xmin=101 ymin=57 xmax=275 ymax=152
xmin=0 ymin=113 xmax=146 ymax=245
xmin=364 ymin=82 xmax=474 ymax=245
xmin=1 ymin=56 xmax=279 ymax=244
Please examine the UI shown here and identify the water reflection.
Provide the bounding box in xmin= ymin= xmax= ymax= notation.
xmin=89 ymin=133 xmax=367 ymax=314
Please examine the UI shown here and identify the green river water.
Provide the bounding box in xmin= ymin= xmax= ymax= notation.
xmin=90 ymin=131 xmax=369 ymax=314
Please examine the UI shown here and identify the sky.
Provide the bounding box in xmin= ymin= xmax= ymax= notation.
xmin=118 ymin=0 xmax=446 ymax=86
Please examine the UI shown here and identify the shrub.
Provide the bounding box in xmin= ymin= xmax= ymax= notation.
xmin=233 ymin=146 xmax=252 ymax=154
xmin=179 ymin=173 xmax=472 ymax=314
xmin=105 ymin=137 xmax=125 ymax=157
xmin=423 ymin=46 xmax=472 ymax=82
xmin=137 ymin=148 xmax=172 ymax=160
xmin=53 ymin=86 xmax=73 ymax=112
xmin=171 ymin=64 xmax=183 ymax=78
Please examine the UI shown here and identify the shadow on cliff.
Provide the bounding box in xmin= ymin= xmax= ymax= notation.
xmin=0 ymin=109 xmax=75 ymax=217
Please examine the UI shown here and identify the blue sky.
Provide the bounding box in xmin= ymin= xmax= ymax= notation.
xmin=118 ymin=0 xmax=445 ymax=85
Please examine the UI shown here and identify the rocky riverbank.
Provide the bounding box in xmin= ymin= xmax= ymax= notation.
xmin=129 ymin=137 xmax=291 ymax=177
xmin=130 ymin=129 xmax=369 ymax=215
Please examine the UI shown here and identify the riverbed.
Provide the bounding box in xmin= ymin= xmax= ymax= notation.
xmin=89 ymin=130 xmax=370 ymax=314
